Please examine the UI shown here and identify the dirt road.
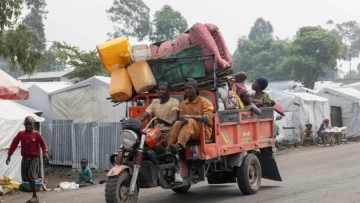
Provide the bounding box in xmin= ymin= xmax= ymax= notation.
xmin=2 ymin=143 xmax=360 ymax=203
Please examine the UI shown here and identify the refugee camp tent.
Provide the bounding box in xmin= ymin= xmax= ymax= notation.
xmin=15 ymin=82 xmax=71 ymax=145
xmin=287 ymin=92 xmax=330 ymax=137
xmin=316 ymin=87 xmax=360 ymax=137
xmin=267 ymin=90 xmax=330 ymax=141
xmin=0 ymin=100 xmax=44 ymax=182
xmin=267 ymin=90 xmax=302 ymax=141
xmin=314 ymin=81 xmax=344 ymax=91
xmin=50 ymin=76 xmax=126 ymax=123
xmin=341 ymin=82 xmax=360 ymax=91
xmin=290 ymin=87 xmax=317 ymax=95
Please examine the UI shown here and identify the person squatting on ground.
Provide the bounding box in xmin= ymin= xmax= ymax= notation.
xmin=165 ymin=78 xmax=214 ymax=182
xmin=6 ymin=116 xmax=48 ymax=203
xmin=76 ymin=158 xmax=93 ymax=185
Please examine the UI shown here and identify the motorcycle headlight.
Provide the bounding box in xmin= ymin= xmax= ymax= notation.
xmin=120 ymin=130 xmax=138 ymax=148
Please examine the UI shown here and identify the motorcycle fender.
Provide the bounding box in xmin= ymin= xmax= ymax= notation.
xmin=107 ymin=165 xmax=132 ymax=177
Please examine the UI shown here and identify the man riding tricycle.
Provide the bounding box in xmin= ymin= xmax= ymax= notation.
xmin=104 ymin=62 xmax=282 ymax=202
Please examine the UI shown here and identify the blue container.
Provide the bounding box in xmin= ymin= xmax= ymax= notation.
xmin=21 ymin=181 xmax=42 ymax=192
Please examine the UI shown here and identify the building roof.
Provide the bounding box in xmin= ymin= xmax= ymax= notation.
xmin=50 ymin=76 xmax=110 ymax=95
xmin=17 ymin=71 xmax=72 ymax=80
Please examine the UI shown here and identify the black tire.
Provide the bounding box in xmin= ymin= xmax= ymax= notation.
xmin=105 ymin=171 xmax=138 ymax=203
xmin=236 ymin=153 xmax=262 ymax=195
xmin=172 ymin=185 xmax=191 ymax=193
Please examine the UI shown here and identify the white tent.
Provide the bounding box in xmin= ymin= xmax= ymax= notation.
xmin=50 ymin=76 xmax=126 ymax=123
xmin=267 ymin=80 xmax=303 ymax=91
xmin=287 ymin=92 xmax=330 ymax=137
xmin=0 ymin=100 xmax=44 ymax=182
xmin=267 ymin=90 xmax=302 ymax=141
xmin=267 ymin=90 xmax=330 ymax=141
xmin=289 ymin=87 xmax=317 ymax=95
xmin=314 ymin=81 xmax=344 ymax=91
xmin=341 ymin=82 xmax=360 ymax=91
xmin=15 ymin=82 xmax=71 ymax=146
xmin=316 ymin=87 xmax=360 ymax=137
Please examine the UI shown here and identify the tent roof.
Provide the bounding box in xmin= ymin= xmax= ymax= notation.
xmin=0 ymin=100 xmax=44 ymax=122
xmin=342 ymin=82 xmax=360 ymax=90
xmin=50 ymin=76 xmax=110 ymax=95
xmin=316 ymin=87 xmax=360 ymax=103
xmin=22 ymin=81 xmax=72 ymax=94
xmin=288 ymin=92 xmax=328 ymax=102
xmin=290 ymin=87 xmax=317 ymax=94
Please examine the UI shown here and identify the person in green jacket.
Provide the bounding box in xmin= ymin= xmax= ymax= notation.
xmin=76 ymin=158 xmax=93 ymax=185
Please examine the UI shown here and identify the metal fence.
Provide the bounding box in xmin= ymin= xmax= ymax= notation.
xmin=48 ymin=120 xmax=121 ymax=170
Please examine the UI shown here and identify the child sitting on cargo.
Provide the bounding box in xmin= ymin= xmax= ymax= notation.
xmin=76 ymin=158 xmax=93 ymax=185
xmin=230 ymin=72 xmax=248 ymax=96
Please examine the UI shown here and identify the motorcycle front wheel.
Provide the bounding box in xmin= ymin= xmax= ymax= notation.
xmin=105 ymin=171 xmax=138 ymax=203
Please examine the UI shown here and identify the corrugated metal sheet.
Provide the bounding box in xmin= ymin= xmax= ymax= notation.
xmin=49 ymin=120 xmax=73 ymax=166
xmin=48 ymin=120 xmax=121 ymax=169
xmin=97 ymin=122 xmax=122 ymax=170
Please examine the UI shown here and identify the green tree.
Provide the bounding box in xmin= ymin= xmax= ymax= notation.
xmin=23 ymin=0 xmax=48 ymax=52
xmin=53 ymin=42 xmax=109 ymax=81
xmin=36 ymin=44 xmax=67 ymax=72
xmin=107 ymin=0 xmax=151 ymax=40
xmin=107 ymin=1 xmax=187 ymax=42
xmin=248 ymin=17 xmax=273 ymax=42
xmin=232 ymin=18 xmax=289 ymax=81
xmin=332 ymin=21 xmax=360 ymax=78
xmin=281 ymin=26 xmax=343 ymax=89
xmin=149 ymin=5 xmax=187 ymax=42
xmin=0 ymin=0 xmax=43 ymax=75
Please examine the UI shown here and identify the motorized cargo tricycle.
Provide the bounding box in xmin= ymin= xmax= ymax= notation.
xmin=105 ymin=55 xmax=282 ymax=203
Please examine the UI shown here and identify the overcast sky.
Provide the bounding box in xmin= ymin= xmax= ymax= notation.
xmin=44 ymin=0 xmax=360 ymax=72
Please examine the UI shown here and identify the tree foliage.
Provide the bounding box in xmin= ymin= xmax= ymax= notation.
xmin=107 ymin=0 xmax=151 ymax=41
xmin=248 ymin=18 xmax=273 ymax=42
xmin=0 ymin=0 xmax=43 ymax=75
xmin=280 ymin=26 xmax=343 ymax=89
xmin=232 ymin=18 xmax=289 ymax=82
xmin=107 ymin=1 xmax=187 ymax=42
xmin=23 ymin=0 xmax=48 ymax=51
xmin=53 ymin=42 xmax=109 ymax=81
xmin=149 ymin=5 xmax=187 ymax=42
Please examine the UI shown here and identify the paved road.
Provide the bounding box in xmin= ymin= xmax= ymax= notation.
xmin=3 ymin=143 xmax=360 ymax=203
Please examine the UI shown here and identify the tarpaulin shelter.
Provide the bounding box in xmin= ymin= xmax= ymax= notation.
xmin=49 ymin=76 xmax=126 ymax=123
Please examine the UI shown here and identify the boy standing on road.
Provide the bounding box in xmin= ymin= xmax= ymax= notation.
xmin=6 ymin=116 xmax=48 ymax=203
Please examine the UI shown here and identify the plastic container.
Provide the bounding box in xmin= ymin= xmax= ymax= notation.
xmin=109 ymin=68 xmax=133 ymax=102
xmin=127 ymin=62 xmax=157 ymax=93
xmin=21 ymin=181 xmax=42 ymax=192
xmin=97 ymin=37 xmax=131 ymax=72
xmin=130 ymin=44 xmax=151 ymax=62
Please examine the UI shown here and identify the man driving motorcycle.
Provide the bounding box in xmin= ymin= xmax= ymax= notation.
xmin=136 ymin=82 xmax=180 ymax=134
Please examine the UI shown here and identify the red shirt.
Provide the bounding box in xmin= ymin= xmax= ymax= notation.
xmin=8 ymin=130 xmax=48 ymax=158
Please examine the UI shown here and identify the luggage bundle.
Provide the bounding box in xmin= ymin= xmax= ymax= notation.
xmin=96 ymin=23 xmax=233 ymax=103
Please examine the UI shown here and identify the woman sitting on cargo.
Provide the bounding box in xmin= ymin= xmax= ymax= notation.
xmin=251 ymin=76 xmax=272 ymax=107
xmin=136 ymin=82 xmax=180 ymax=134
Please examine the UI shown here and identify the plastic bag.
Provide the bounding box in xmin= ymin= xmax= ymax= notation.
xmin=0 ymin=177 xmax=20 ymax=194
xmin=59 ymin=182 xmax=79 ymax=191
